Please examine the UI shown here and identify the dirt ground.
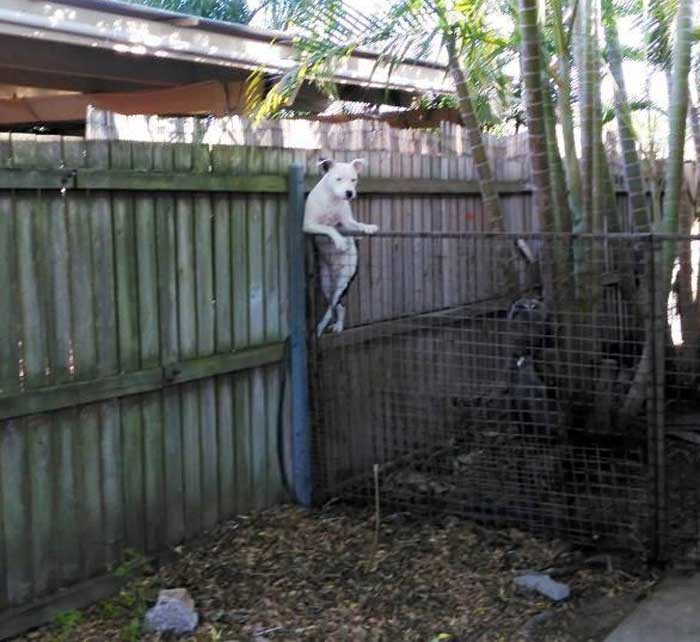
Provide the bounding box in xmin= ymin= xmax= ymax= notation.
xmin=15 ymin=504 xmax=658 ymax=642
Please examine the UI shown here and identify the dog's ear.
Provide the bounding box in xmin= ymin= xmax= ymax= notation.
xmin=318 ymin=158 xmax=334 ymax=174
xmin=351 ymin=158 xmax=367 ymax=172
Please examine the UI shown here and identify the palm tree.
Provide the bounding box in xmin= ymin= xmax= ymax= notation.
xmin=549 ymin=0 xmax=583 ymax=235
xmin=603 ymin=0 xmax=651 ymax=233
xmin=436 ymin=1 xmax=509 ymax=233
xmin=622 ymin=0 xmax=694 ymax=419
xmin=518 ymin=0 xmax=553 ymax=235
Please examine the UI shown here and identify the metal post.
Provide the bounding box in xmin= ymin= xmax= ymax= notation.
xmin=650 ymin=235 xmax=667 ymax=561
xmin=287 ymin=164 xmax=312 ymax=506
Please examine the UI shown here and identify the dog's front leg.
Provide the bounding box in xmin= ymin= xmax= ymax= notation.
xmin=303 ymin=221 xmax=348 ymax=250
xmin=338 ymin=209 xmax=378 ymax=235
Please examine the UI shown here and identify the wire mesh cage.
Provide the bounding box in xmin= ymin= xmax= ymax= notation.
xmin=306 ymin=231 xmax=700 ymax=561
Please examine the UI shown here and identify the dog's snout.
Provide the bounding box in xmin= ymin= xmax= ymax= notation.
xmin=345 ymin=190 xmax=354 ymax=199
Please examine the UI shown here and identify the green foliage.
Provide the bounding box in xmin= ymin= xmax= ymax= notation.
xmin=644 ymin=0 xmax=678 ymax=70
xmin=112 ymin=548 xmax=150 ymax=578
xmin=125 ymin=0 xmax=256 ymax=24
xmin=122 ymin=616 xmax=143 ymax=642
xmin=246 ymin=0 xmax=518 ymax=128
xmin=95 ymin=582 xmax=156 ymax=642
xmin=50 ymin=610 xmax=83 ymax=642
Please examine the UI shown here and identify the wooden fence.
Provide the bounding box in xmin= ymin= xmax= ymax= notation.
xmin=0 ymin=129 xmax=639 ymax=633
xmin=0 ymin=135 xmax=305 ymax=632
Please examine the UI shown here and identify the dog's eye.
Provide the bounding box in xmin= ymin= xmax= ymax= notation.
xmin=336 ymin=177 xmax=342 ymax=181
xmin=352 ymin=179 xmax=357 ymax=183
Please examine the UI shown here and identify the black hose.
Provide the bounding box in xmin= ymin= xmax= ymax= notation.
xmin=276 ymin=337 xmax=294 ymax=499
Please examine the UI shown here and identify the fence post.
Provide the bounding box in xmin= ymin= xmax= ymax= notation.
xmin=287 ymin=164 xmax=312 ymax=506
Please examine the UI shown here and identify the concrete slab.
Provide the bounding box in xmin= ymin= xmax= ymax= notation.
xmin=604 ymin=574 xmax=700 ymax=642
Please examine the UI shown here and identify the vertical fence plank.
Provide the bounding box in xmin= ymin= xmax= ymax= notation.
xmin=0 ymin=191 xmax=16 ymax=609
xmin=85 ymin=140 xmax=124 ymax=569
xmin=60 ymin=195 xmax=94 ymax=587
xmin=248 ymin=192 xmax=267 ymax=509
xmin=136 ymin=192 xmax=165 ymax=553
xmin=288 ymin=165 xmax=311 ymax=505
xmin=1 ymin=421 xmax=31 ymax=605
xmin=232 ymin=189 xmax=252 ymax=512
xmin=195 ymin=190 xmax=219 ymax=530
xmin=112 ymin=143 xmax=145 ymax=553
xmin=264 ymin=191 xmax=283 ymax=503
xmin=154 ymin=143 xmax=185 ymax=544
xmin=210 ymin=148 xmax=236 ymax=518
xmin=17 ymin=185 xmax=53 ymax=602
xmin=0 ymin=194 xmax=17 ymax=397
xmin=0 ymin=133 xmax=11 ymax=168
xmin=378 ymin=152 xmax=394 ymax=320
xmin=27 ymin=185 xmax=53 ymax=596
xmin=35 ymin=189 xmax=71 ymax=597
xmin=213 ymin=187 xmax=235 ymax=518
xmin=175 ymin=144 xmax=202 ymax=538
xmin=76 ymin=181 xmax=118 ymax=579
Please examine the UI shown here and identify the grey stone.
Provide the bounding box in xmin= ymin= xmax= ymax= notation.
xmin=144 ymin=588 xmax=199 ymax=635
xmin=514 ymin=572 xmax=571 ymax=602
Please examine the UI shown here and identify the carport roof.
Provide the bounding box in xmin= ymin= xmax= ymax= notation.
xmin=0 ymin=0 xmax=452 ymax=100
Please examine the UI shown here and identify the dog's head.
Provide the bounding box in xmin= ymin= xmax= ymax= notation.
xmin=318 ymin=158 xmax=366 ymax=201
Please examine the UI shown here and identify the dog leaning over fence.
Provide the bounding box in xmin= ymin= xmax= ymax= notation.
xmin=303 ymin=157 xmax=378 ymax=337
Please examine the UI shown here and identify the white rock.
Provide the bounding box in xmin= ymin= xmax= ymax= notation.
xmin=514 ymin=572 xmax=570 ymax=601
xmin=144 ymin=588 xmax=199 ymax=635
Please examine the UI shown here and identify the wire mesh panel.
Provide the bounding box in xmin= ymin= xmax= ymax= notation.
xmin=308 ymin=232 xmax=657 ymax=556
xmin=660 ymin=236 xmax=700 ymax=566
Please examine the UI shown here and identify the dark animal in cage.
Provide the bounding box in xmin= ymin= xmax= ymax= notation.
xmin=506 ymin=297 xmax=550 ymax=359
xmin=508 ymin=354 xmax=561 ymax=438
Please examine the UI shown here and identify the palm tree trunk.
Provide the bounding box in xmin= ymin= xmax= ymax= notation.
xmin=550 ymin=0 xmax=582 ymax=234
xmin=518 ymin=0 xmax=556 ymax=301
xmin=444 ymin=37 xmax=504 ymax=232
xmin=578 ymin=0 xmax=594 ymax=235
xmin=603 ymin=0 xmax=651 ymax=233
xmin=518 ymin=0 xmax=553 ymax=234
xmin=659 ymin=0 xmax=693 ymax=244
xmin=623 ymin=0 xmax=694 ymax=419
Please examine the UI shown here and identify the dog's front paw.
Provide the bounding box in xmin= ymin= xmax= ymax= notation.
xmin=331 ymin=320 xmax=344 ymax=334
xmin=364 ymin=224 xmax=379 ymax=234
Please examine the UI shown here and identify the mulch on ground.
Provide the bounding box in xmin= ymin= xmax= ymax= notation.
xmin=15 ymin=504 xmax=657 ymax=642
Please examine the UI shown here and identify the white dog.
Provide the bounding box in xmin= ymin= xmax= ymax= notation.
xmin=303 ymin=158 xmax=378 ymax=336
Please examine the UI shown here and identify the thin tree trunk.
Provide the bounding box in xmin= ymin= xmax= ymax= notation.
xmin=603 ymin=0 xmax=651 ymax=232
xmin=441 ymin=28 xmax=524 ymax=292
xmin=589 ymin=0 xmax=605 ymax=238
xmin=444 ymin=37 xmax=504 ymax=232
xmin=550 ymin=0 xmax=583 ymax=233
xmin=659 ymin=0 xmax=693 ymax=246
xmin=519 ymin=0 xmax=555 ymax=301
xmin=578 ymin=0 xmax=594 ymax=234
xmin=623 ymin=0 xmax=694 ymax=419
xmin=689 ymin=85 xmax=700 ymax=163
xmin=519 ymin=0 xmax=553 ymax=233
